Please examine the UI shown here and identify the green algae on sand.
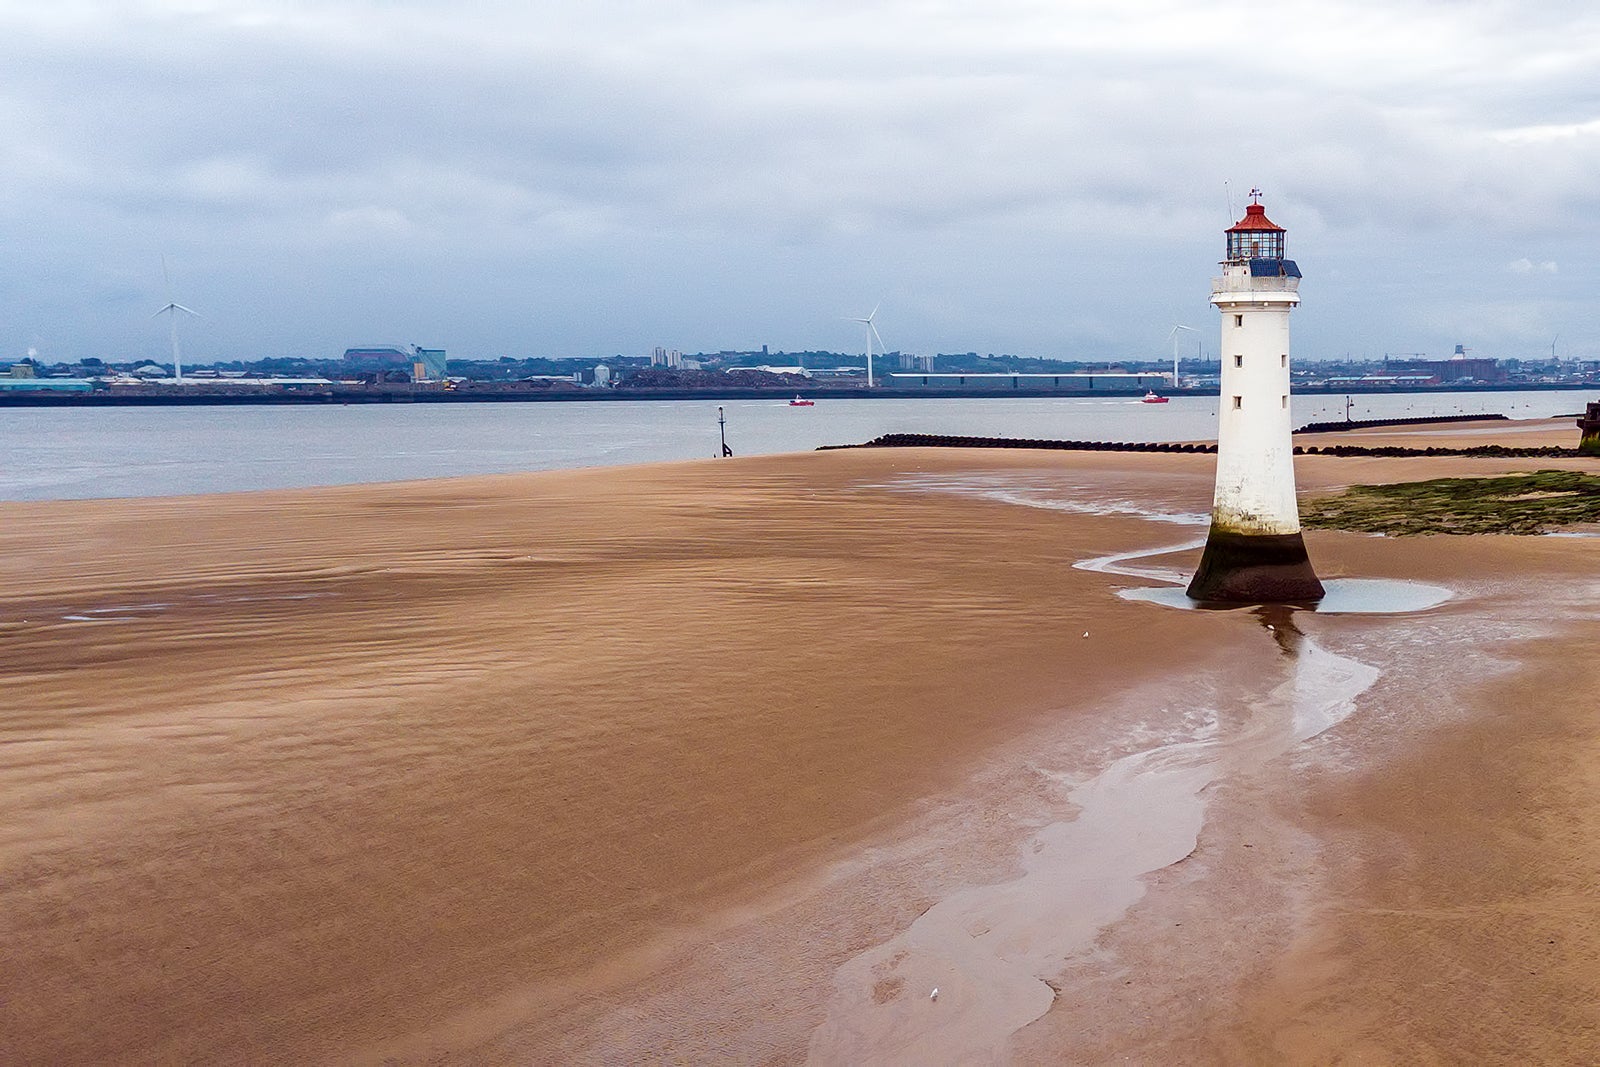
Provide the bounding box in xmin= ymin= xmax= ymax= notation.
xmin=1302 ymin=470 xmax=1600 ymax=536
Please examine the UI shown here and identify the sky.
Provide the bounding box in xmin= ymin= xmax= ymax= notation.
xmin=2 ymin=0 xmax=1599 ymax=365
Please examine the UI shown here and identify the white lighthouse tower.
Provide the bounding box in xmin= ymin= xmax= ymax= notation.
xmin=1187 ymin=191 xmax=1324 ymax=602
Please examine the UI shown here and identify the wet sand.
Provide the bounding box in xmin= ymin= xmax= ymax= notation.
xmin=2 ymin=423 xmax=1598 ymax=1062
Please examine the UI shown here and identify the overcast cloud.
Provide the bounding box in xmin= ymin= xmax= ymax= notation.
xmin=2 ymin=0 xmax=1598 ymax=363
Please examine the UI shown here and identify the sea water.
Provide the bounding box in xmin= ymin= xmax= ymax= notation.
xmin=1 ymin=389 xmax=1589 ymax=501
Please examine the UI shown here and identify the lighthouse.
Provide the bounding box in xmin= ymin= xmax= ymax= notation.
xmin=1187 ymin=191 xmax=1325 ymax=602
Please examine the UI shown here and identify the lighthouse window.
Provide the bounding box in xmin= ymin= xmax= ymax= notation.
xmin=1234 ymin=314 xmax=1243 ymax=327
xmin=1233 ymin=354 xmax=1243 ymax=368
xmin=1227 ymin=230 xmax=1284 ymax=260
xmin=1281 ymin=395 xmax=1288 ymax=409
xmin=1281 ymin=354 xmax=1287 ymax=368
xmin=1232 ymin=396 xmax=1242 ymax=409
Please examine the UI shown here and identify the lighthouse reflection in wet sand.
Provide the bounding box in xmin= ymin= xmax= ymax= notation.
xmin=1187 ymin=191 xmax=1325 ymax=602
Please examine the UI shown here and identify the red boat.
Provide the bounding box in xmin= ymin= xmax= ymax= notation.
xmin=789 ymin=396 xmax=815 ymax=407
xmin=1141 ymin=391 xmax=1169 ymax=404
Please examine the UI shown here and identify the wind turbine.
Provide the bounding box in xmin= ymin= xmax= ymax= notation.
xmin=153 ymin=256 xmax=200 ymax=381
xmin=849 ymin=303 xmax=884 ymax=389
xmin=1168 ymin=324 xmax=1196 ymax=387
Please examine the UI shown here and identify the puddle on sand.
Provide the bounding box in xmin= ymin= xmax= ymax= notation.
xmin=871 ymin=474 xmax=1210 ymax=528
xmin=1121 ymin=578 xmax=1453 ymax=615
xmin=49 ymin=590 xmax=341 ymax=626
xmin=58 ymin=603 xmax=174 ymax=623
xmin=1074 ymin=538 xmax=1204 ymax=586
xmin=1063 ymin=512 xmax=1454 ymax=616
xmin=808 ymin=476 xmax=1453 ymax=1063
xmin=809 ymin=609 xmax=1378 ymax=1064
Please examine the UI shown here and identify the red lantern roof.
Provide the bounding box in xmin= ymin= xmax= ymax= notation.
xmin=1228 ymin=194 xmax=1283 ymax=233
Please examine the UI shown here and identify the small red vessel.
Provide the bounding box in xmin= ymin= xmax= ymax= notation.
xmin=1141 ymin=391 xmax=1169 ymax=404
xmin=789 ymin=396 xmax=815 ymax=407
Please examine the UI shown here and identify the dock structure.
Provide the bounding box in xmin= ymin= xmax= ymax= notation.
xmin=1187 ymin=192 xmax=1325 ymax=603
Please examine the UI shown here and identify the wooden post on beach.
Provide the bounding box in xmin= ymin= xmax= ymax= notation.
xmin=1577 ymin=402 xmax=1600 ymax=455
xmin=1187 ymin=191 xmax=1324 ymax=603
xmin=718 ymin=406 xmax=733 ymax=457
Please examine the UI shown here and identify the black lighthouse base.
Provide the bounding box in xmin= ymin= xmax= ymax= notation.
xmin=1186 ymin=528 xmax=1325 ymax=603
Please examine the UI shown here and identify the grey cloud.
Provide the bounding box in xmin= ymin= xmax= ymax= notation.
xmin=3 ymin=0 xmax=1600 ymax=362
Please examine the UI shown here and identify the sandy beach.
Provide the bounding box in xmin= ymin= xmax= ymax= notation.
xmin=2 ymin=419 xmax=1597 ymax=1063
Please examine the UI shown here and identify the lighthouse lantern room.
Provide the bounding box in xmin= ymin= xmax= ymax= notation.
xmin=1186 ymin=190 xmax=1324 ymax=603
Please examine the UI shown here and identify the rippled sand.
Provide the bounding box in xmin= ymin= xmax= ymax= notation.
xmin=2 ymin=423 xmax=1596 ymax=1062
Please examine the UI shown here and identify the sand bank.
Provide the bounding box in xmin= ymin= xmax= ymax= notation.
xmin=1 ymin=425 xmax=1597 ymax=1062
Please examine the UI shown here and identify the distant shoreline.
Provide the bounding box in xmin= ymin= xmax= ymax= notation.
xmin=0 ymin=381 xmax=1593 ymax=408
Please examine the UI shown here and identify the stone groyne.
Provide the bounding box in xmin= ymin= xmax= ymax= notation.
xmin=827 ymin=431 xmax=1581 ymax=460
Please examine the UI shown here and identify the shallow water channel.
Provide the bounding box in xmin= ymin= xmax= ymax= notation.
xmin=809 ymin=477 xmax=1451 ymax=1062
